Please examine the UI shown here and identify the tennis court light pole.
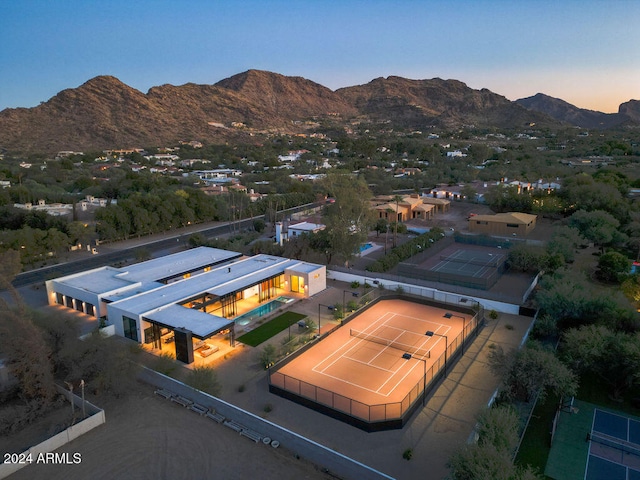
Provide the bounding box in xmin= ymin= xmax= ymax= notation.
xmin=443 ymin=312 xmax=466 ymax=354
xmin=425 ymin=331 xmax=448 ymax=376
xmin=342 ymin=290 xmax=359 ymax=315
xmin=318 ymin=303 xmax=334 ymax=336
xmin=402 ymin=353 xmax=427 ymax=406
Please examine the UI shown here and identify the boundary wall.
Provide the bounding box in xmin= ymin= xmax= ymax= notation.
xmin=328 ymin=268 xmax=521 ymax=314
xmin=0 ymin=386 xmax=105 ymax=480
xmin=138 ymin=367 xmax=394 ymax=480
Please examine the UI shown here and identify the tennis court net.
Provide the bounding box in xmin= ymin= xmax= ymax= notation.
xmin=439 ymin=254 xmax=502 ymax=267
xmin=590 ymin=432 xmax=640 ymax=458
xmin=350 ymin=329 xmax=430 ymax=358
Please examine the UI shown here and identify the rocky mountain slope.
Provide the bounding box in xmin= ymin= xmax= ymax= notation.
xmin=336 ymin=76 xmax=554 ymax=129
xmin=516 ymin=93 xmax=640 ymax=129
xmin=0 ymin=70 xmax=635 ymax=153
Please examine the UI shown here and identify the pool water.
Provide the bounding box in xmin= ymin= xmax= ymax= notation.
xmin=234 ymin=296 xmax=293 ymax=326
xmin=359 ymin=243 xmax=373 ymax=253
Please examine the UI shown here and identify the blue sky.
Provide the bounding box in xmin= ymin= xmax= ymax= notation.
xmin=1 ymin=0 xmax=638 ymax=113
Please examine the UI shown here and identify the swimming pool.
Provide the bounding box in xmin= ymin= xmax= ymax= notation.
xmin=359 ymin=242 xmax=373 ymax=253
xmin=234 ymin=296 xmax=293 ymax=326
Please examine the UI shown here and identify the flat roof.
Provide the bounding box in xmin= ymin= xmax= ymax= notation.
xmin=121 ymin=246 xmax=241 ymax=283
xmin=287 ymin=262 xmax=324 ymax=274
xmin=144 ymin=304 xmax=233 ymax=339
xmin=50 ymin=247 xmax=241 ymax=296
xmin=53 ymin=266 xmax=139 ymax=295
xmin=111 ymin=254 xmax=317 ymax=316
xmin=289 ymin=222 xmax=325 ymax=231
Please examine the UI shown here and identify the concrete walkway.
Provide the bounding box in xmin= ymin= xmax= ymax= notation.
xmin=211 ymin=283 xmax=534 ymax=480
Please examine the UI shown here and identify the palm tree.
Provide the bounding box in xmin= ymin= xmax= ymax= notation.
xmin=392 ymin=195 xmax=404 ymax=247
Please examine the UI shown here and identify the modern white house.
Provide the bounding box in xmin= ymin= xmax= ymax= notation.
xmin=275 ymin=221 xmax=326 ymax=245
xmin=46 ymin=247 xmax=326 ymax=363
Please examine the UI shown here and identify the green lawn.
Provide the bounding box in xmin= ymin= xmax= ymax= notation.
xmin=237 ymin=311 xmax=307 ymax=347
xmin=514 ymin=395 xmax=559 ymax=478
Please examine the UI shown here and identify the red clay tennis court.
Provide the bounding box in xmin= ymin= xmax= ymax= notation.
xmin=269 ymin=297 xmax=481 ymax=431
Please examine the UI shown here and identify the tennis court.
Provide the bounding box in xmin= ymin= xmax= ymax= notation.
xmin=586 ymin=409 xmax=640 ymax=480
xmin=546 ymin=401 xmax=640 ymax=480
xmin=269 ymin=298 xmax=477 ymax=429
xmin=431 ymin=250 xmax=506 ymax=278
xmin=399 ymin=243 xmax=507 ymax=290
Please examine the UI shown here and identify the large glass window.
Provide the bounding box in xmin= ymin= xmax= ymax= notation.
xmin=291 ymin=275 xmax=305 ymax=293
xmin=123 ymin=316 xmax=138 ymax=341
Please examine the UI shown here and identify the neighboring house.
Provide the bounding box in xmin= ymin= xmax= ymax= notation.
xmin=371 ymin=194 xmax=438 ymax=222
xmin=276 ymin=221 xmax=325 ymax=245
xmin=427 ymin=185 xmax=464 ymax=200
xmin=80 ymin=195 xmax=109 ymax=211
xmin=46 ymin=247 xmax=326 ymax=364
xmin=446 ymin=150 xmax=467 ymax=158
xmin=13 ymin=199 xmax=72 ymax=216
xmin=468 ymin=212 xmax=537 ymax=236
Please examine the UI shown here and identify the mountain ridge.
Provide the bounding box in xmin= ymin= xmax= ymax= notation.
xmin=0 ymin=70 xmax=637 ymax=153
xmin=515 ymin=93 xmax=639 ymax=129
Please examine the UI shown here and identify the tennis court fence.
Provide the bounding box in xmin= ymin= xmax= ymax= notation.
xmin=269 ymin=297 xmax=483 ymax=431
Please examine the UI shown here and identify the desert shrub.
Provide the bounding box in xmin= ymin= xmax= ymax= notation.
xmin=185 ymin=366 xmax=221 ymax=396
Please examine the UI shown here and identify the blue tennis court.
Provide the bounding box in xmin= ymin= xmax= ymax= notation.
xmin=586 ymin=409 xmax=640 ymax=480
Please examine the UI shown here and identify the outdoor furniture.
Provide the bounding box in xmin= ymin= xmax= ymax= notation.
xmin=189 ymin=403 xmax=209 ymax=415
xmin=240 ymin=428 xmax=262 ymax=443
xmin=199 ymin=344 xmax=219 ymax=357
xmin=171 ymin=395 xmax=193 ymax=407
xmin=206 ymin=410 xmax=225 ymax=423
xmin=154 ymin=388 xmax=174 ymax=399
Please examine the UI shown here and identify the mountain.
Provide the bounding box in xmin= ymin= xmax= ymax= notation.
xmin=0 ymin=70 xmax=633 ymax=154
xmin=336 ymin=76 xmax=554 ymax=129
xmin=215 ymin=70 xmax=357 ymax=119
xmin=516 ymin=93 xmax=634 ymax=129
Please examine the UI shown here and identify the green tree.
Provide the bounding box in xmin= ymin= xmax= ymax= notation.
xmin=561 ymin=325 xmax=640 ymax=400
xmin=546 ymin=226 xmax=584 ymax=263
xmin=321 ymin=174 xmax=375 ymax=266
xmin=259 ymin=344 xmax=278 ymax=368
xmin=568 ymin=210 xmax=624 ymax=249
xmin=507 ymin=245 xmax=549 ymax=273
xmin=488 ymin=342 xmax=578 ymax=403
xmin=537 ymin=269 xmax=637 ymax=330
xmin=448 ymin=405 xmax=542 ymax=480
xmin=460 ymin=184 xmax=478 ymax=203
xmin=597 ymin=251 xmax=631 ymax=283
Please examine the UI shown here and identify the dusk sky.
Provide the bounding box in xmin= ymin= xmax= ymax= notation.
xmin=1 ymin=0 xmax=638 ymax=113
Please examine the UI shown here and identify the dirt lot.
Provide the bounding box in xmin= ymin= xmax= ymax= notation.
xmin=5 ymin=383 xmax=333 ymax=480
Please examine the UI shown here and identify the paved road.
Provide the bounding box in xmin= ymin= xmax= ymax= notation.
xmin=11 ymin=201 xmax=324 ymax=288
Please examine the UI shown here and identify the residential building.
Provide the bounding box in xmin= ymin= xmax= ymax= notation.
xmin=46 ymin=248 xmax=326 ymax=364
xmin=468 ymin=212 xmax=537 ymax=236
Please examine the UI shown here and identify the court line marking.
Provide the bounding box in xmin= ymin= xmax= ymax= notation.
xmin=340 ymin=353 xmax=399 ymax=374
xmin=311 ymin=311 xmax=453 ymax=394
xmin=312 ymin=311 xmax=396 ymax=374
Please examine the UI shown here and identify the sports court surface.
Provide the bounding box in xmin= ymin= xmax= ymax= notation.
xmin=400 ymin=243 xmax=507 ymax=290
xmin=430 ymin=249 xmax=505 ymax=277
xmin=586 ymin=409 xmax=640 ymax=480
xmin=546 ymin=400 xmax=640 ymax=480
xmin=270 ymin=298 xmax=469 ymax=423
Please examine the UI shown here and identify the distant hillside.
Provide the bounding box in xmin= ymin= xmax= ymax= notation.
xmin=516 ymin=93 xmax=635 ymax=129
xmin=336 ymin=76 xmax=559 ymax=129
xmin=0 ymin=70 xmax=635 ymax=154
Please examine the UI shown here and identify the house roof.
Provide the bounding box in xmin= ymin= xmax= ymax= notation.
xmin=470 ymin=212 xmax=537 ymax=224
xmin=288 ymin=222 xmax=325 ymax=232
xmin=422 ymin=197 xmax=451 ymax=206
